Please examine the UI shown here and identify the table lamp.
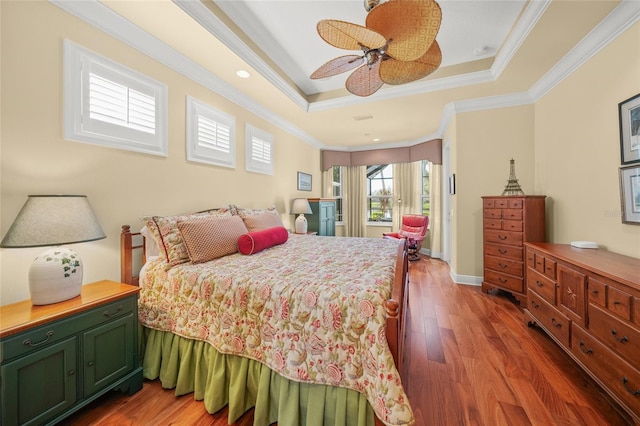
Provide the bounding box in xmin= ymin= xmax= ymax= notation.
xmin=0 ymin=195 xmax=106 ymax=305
xmin=291 ymin=198 xmax=312 ymax=234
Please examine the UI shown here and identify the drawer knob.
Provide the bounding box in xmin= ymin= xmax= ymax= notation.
xmin=551 ymin=318 xmax=562 ymax=328
xmin=498 ymin=249 xmax=507 ymax=254
xmin=88 ymin=361 xmax=94 ymax=367
xmin=23 ymin=330 xmax=54 ymax=347
xmin=536 ymin=281 xmax=544 ymax=288
xmin=591 ymin=289 xmax=599 ymax=295
xmin=611 ymin=329 xmax=629 ymax=343
xmin=578 ymin=341 xmax=593 ymax=355
xmin=530 ymin=300 xmax=540 ymax=309
xmin=68 ymin=369 xmax=75 ymax=376
xmin=622 ymin=377 xmax=640 ymax=396
xmin=498 ymin=278 xmax=508 ymax=284
xmin=498 ymin=235 xmax=507 ymax=240
xmin=499 ymin=263 xmax=508 ymax=269
xmin=613 ymin=300 xmax=621 ymax=306
xmin=103 ymin=306 xmax=124 ymax=318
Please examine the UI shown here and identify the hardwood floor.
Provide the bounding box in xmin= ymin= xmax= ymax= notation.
xmin=65 ymin=257 xmax=632 ymax=425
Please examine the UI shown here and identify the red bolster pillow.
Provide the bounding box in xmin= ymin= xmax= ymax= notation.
xmin=238 ymin=226 xmax=289 ymax=255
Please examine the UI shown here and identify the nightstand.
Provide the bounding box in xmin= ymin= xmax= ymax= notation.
xmin=0 ymin=280 xmax=143 ymax=425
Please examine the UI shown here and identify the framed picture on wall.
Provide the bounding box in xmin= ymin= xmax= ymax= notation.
xmin=297 ymin=172 xmax=312 ymax=191
xmin=618 ymin=93 xmax=640 ymax=164
xmin=619 ymin=164 xmax=640 ymax=225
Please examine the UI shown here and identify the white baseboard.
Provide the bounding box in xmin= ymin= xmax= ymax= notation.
xmin=448 ymin=265 xmax=482 ymax=286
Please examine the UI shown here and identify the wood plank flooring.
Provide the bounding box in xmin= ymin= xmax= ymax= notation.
xmin=65 ymin=257 xmax=633 ymax=425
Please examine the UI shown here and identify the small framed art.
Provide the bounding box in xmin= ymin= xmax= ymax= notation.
xmin=297 ymin=172 xmax=312 ymax=191
xmin=618 ymin=93 xmax=640 ymax=164
xmin=619 ymin=164 xmax=640 ymax=225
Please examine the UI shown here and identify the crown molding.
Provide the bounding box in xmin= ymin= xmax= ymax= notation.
xmin=48 ymin=0 xmax=638 ymax=153
xmin=529 ymin=0 xmax=640 ymax=101
xmin=172 ymin=0 xmax=310 ymax=112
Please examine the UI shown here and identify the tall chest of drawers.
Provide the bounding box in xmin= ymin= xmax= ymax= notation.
xmin=524 ymin=243 xmax=640 ymax=423
xmin=481 ymin=195 xmax=546 ymax=304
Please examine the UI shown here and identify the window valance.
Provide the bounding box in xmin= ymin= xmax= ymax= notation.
xmin=321 ymin=139 xmax=442 ymax=170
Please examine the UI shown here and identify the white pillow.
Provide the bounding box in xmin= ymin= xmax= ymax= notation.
xmin=140 ymin=225 xmax=160 ymax=257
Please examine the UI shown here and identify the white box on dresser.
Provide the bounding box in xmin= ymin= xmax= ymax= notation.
xmin=524 ymin=242 xmax=640 ymax=423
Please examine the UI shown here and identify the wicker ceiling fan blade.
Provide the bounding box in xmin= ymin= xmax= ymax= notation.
xmin=310 ymin=55 xmax=365 ymax=79
xmin=366 ymin=0 xmax=442 ymax=62
xmin=317 ymin=19 xmax=386 ymax=51
xmin=380 ymin=40 xmax=442 ymax=85
xmin=345 ymin=62 xmax=384 ymax=97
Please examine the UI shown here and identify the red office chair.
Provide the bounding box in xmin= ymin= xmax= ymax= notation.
xmin=383 ymin=214 xmax=429 ymax=261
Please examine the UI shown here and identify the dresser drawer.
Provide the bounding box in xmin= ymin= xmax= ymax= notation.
xmin=527 ymin=289 xmax=571 ymax=347
xmin=484 ymin=218 xmax=502 ymax=229
xmin=0 ymin=296 xmax=135 ymax=362
xmin=484 ymin=209 xmax=502 ymax=219
xmin=608 ymin=286 xmax=633 ymax=321
xmin=589 ymin=304 xmax=640 ymax=367
xmin=485 ymin=255 xmax=523 ymax=277
xmin=502 ymin=209 xmax=523 ymax=221
xmin=502 ymin=220 xmax=523 ymax=232
xmin=528 ymin=268 xmax=557 ymax=305
xmin=485 ymin=243 xmax=522 ymax=261
xmin=572 ymin=323 xmax=640 ymax=418
xmin=588 ymin=277 xmax=607 ymax=308
xmin=485 ymin=270 xmax=523 ymax=293
xmin=485 ymin=229 xmax=523 ymax=246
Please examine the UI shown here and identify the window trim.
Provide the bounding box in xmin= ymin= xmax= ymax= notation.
xmin=245 ymin=124 xmax=274 ymax=175
xmin=186 ymin=96 xmax=236 ymax=168
xmin=332 ymin=166 xmax=343 ymax=224
xmin=63 ymin=39 xmax=168 ymax=156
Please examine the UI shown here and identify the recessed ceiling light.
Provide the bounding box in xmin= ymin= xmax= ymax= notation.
xmin=236 ymin=70 xmax=250 ymax=79
xmin=373 ymin=138 xmax=380 ymax=142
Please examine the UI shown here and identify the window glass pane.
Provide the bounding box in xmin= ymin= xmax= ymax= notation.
xmin=332 ymin=166 xmax=343 ymax=222
xmin=367 ymin=164 xmax=393 ymax=222
xmin=422 ymin=161 xmax=430 ymax=216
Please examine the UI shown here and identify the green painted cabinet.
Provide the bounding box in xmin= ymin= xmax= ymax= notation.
xmin=307 ymin=198 xmax=336 ymax=236
xmin=0 ymin=281 xmax=143 ymax=426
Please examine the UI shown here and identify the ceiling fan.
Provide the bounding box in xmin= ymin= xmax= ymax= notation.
xmin=310 ymin=0 xmax=442 ymax=97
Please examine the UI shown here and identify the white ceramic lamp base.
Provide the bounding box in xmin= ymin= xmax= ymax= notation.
xmin=295 ymin=214 xmax=308 ymax=234
xmin=28 ymin=247 xmax=83 ymax=305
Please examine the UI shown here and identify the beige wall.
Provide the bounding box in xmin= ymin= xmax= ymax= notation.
xmin=534 ymin=22 xmax=640 ymax=258
xmin=452 ymin=105 xmax=536 ymax=278
xmin=0 ymin=2 xmax=319 ymax=304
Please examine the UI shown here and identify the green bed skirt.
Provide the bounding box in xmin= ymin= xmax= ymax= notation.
xmin=140 ymin=326 xmax=375 ymax=426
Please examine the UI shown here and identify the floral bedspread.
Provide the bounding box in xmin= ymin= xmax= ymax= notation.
xmin=138 ymin=235 xmax=414 ymax=425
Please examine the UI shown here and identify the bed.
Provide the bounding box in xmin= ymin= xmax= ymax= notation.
xmin=120 ymin=206 xmax=413 ymax=426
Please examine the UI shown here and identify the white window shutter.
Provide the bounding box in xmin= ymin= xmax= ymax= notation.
xmin=186 ymin=96 xmax=236 ymax=168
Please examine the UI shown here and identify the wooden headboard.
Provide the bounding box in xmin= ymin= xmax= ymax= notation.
xmin=120 ymin=225 xmax=146 ymax=286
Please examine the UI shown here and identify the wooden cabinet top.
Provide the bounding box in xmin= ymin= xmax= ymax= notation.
xmin=307 ymin=198 xmax=335 ymax=202
xmin=481 ymin=195 xmax=547 ymax=199
xmin=525 ymin=243 xmax=640 ymax=291
xmin=0 ymin=280 xmax=139 ymax=338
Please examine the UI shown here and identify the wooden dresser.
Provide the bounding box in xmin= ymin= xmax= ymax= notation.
xmin=481 ymin=195 xmax=546 ymax=304
xmin=524 ymin=243 xmax=640 ymax=423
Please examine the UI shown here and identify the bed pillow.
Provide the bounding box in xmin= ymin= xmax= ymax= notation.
xmin=140 ymin=225 xmax=160 ymax=257
xmin=242 ymin=212 xmax=284 ymax=232
xmin=238 ymin=226 xmax=289 ymax=255
xmin=141 ymin=207 xmax=232 ymax=266
xmin=233 ymin=205 xmax=279 ymax=218
xmin=177 ymin=215 xmax=248 ymax=263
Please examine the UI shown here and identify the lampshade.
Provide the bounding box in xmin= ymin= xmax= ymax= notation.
xmin=291 ymin=198 xmax=312 ymax=215
xmin=1 ymin=195 xmax=106 ymax=305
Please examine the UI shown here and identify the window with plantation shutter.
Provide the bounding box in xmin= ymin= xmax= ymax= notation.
xmin=186 ymin=96 xmax=235 ymax=168
xmin=64 ymin=40 xmax=168 ymax=156
xmin=245 ymin=124 xmax=274 ymax=175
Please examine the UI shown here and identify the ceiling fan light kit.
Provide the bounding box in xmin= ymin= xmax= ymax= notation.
xmin=311 ymin=0 xmax=443 ymax=97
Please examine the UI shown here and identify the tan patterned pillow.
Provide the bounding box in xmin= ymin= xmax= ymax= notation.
xmin=242 ymin=212 xmax=284 ymax=232
xmin=233 ymin=205 xmax=279 ymax=218
xmin=177 ymin=215 xmax=248 ymax=263
xmin=141 ymin=207 xmax=232 ymax=266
